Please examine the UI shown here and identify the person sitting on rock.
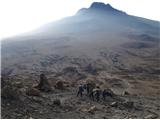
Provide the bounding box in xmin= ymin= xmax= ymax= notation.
xmin=77 ymin=84 xmax=84 ymax=97
xmin=102 ymin=89 xmax=114 ymax=100
xmin=106 ymin=88 xmax=114 ymax=97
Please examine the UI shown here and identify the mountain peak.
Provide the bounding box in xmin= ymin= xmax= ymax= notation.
xmin=90 ymin=2 xmax=114 ymax=11
xmin=77 ymin=2 xmax=126 ymax=16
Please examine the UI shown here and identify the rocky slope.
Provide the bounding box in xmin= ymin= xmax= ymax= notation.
xmin=1 ymin=2 xmax=160 ymax=119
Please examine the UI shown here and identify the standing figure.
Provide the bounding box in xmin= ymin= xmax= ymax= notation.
xmin=86 ymin=83 xmax=90 ymax=95
xmin=77 ymin=84 xmax=84 ymax=97
xmin=89 ymin=89 xmax=94 ymax=100
xmin=102 ymin=89 xmax=107 ymax=100
xmin=86 ymin=81 xmax=96 ymax=96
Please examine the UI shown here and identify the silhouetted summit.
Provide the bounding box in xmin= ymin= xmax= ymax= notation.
xmin=90 ymin=2 xmax=114 ymax=11
xmin=77 ymin=2 xmax=126 ymax=15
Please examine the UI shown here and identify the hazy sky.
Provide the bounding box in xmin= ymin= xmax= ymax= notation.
xmin=0 ymin=0 xmax=159 ymax=39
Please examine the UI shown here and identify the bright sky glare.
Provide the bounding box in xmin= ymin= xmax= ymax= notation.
xmin=0 ymin=0 xmax=159 ymax=39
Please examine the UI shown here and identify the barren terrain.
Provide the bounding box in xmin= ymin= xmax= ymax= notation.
xmin=1 ymin=2 xmax=160 ymax=119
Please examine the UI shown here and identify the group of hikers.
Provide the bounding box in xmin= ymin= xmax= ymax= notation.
xmin=32 ymin=73 xmax=114 ymax=102
xmin=77 ymin=83 xmax=113 ymax=101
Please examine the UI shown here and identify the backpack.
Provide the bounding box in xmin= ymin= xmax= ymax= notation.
xmin=79 ymin=86 xmax=84 ymax=92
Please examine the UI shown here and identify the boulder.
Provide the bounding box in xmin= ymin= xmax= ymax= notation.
xmin=26 ymin=88 xmax=41 ymax=96
xmin=35 ymin=74 xmax=52 ymax=92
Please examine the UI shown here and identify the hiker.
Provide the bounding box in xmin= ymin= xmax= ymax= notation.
xmin=83 ymin=84 xmax=87 ymax=91
xmin=93 ymin=86 xmax=101 ymax=101
xmin=86 ymin=83 xmax=90 ymax=95
xmin=86 ymin=81 xmax=96 ymax=96
xmin=102 ymin=89 xmax=114 ymax=100
xmin=89 ymin=89 xmax=94 ymax=100
xmin=102 ymin=89 xmax=108 ymax=100
xmin=106 ymin=88 xmax=114 ymax=97
xmin=77 ymin=84 xmax=84 ymax=97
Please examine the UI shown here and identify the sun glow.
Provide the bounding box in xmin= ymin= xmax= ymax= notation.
xmin=0 ymin=0 xmax=89 ymax=39
xmin=0 ymin=0 xmax=159 ymax=40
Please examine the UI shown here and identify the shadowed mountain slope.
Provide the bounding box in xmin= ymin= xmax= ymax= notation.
xmin=1 ymin=2 xmax=160 ymax=119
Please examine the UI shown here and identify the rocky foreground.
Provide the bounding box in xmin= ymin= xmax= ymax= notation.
xmin=1 ymin=71 xmax=160 ymax=119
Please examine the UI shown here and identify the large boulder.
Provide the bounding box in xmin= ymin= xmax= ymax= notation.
xmin=26 ymin=88 xmax=41 ymax=96
xmin=54 ymin=80 xmax=70 ymax=89
xmin=35 ymin=74 xmax=52 ymax=92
